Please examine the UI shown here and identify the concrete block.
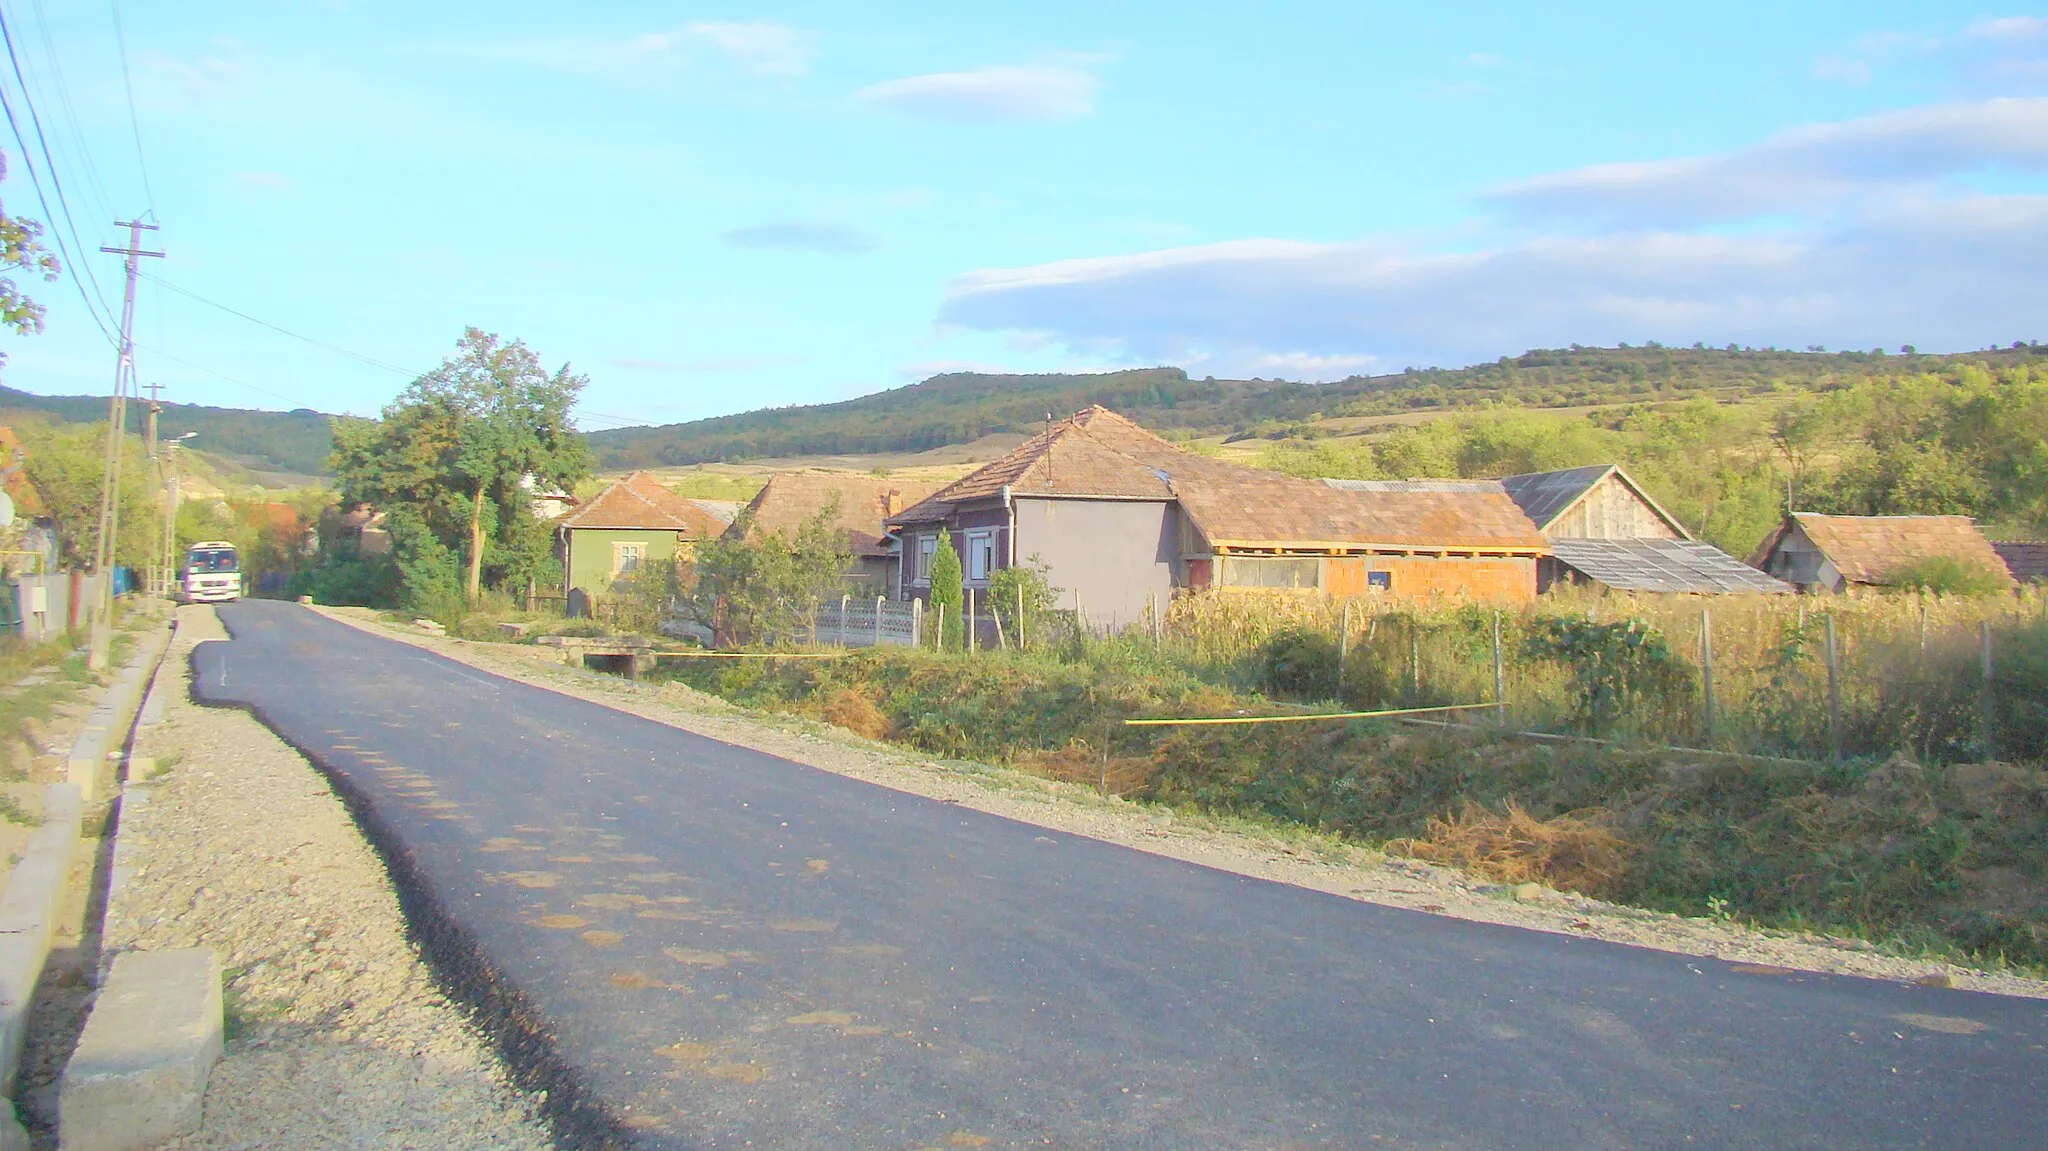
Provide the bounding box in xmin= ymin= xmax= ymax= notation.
xmin=0 ymin=784 xmax=82 ymax=1094
xmin=59 ymin=949 xmax=222 ymax=1151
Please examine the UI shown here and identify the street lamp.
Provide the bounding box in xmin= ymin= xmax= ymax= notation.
xmin=161 ymin=432 xmax=196 ymax=599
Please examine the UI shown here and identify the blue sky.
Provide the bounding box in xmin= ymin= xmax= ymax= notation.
xmin=2 ymin=2 xmax=2045 ymax=431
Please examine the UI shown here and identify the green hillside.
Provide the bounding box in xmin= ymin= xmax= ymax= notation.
xmin=0 ymin=384 xmax=336 ymax=476
xmin=586 ymin=344 xmax=2047 ymax=468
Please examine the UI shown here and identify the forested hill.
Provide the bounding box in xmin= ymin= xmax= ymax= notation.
xmin=587 ymin=344 xmax=2048 ymax=468
xmin=0 ymin=384 xmax=335 ymax=476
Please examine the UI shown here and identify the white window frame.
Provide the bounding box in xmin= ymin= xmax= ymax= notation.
xmin=915 ymin=534 xmax=938 ymax=586
xmin=966 ymin=529 xmax=995 ymax=582
xmin=612 ymin=541 xmax=645 ymax=579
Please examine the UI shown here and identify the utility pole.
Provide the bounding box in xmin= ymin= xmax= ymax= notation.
xmin=143 ymin=381 xmax=161 ymax=594
xmin=87 ymin=218 xmax=163 ymax=670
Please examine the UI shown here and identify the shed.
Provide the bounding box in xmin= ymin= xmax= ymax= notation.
xmin=1749 ymin=513 xmax=2016 ymax=592
xmin=1499 ymin=463 xmax=1687 ymax=540
xmin=557 ymin=472 xmax=732 ymax=603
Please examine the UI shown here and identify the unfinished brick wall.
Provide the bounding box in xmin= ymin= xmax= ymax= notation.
xmin=1323 ymin=555 xmax=1537 ymax=603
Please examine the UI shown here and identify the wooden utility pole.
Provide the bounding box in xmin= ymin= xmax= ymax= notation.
xmin=88 ymin=219 xmax=163 ymax=669
xmin=1700 ymin=608 xmax=1716 ymax=745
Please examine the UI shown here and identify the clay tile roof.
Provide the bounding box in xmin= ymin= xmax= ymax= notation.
xmin=1786 ymin=513 xmax=2015 ymax=587
xmin=558 ymin=472 xmax=731 ymax=537
xmin=1551 ymin=538 xmax=1791 ymax=594
xmin=894 ymin=405 xmax=1549 ymax=553
xmin=734 ymin=472 xmax=943 ymax=556
xmin=1993 ymin=541 xmax=2048 ymax=583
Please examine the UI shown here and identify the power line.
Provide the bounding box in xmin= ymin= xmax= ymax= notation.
xmin=139 ymin=270 xmax=421 ymax=376
xmin=0 ymin=3 xmax=118 ymax=336
xmin=23 ymin=0 xmax=117 ymax=226
xmin=103 ymin=0 xmax=151 ymax=214
xmin=0 ymin=76 xmax=114 ymax=343
xmin=130 ymin=338 xmax=310 ymax=408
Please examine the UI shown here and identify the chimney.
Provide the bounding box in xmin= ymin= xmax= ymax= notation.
xmin=883 ymin=489 xmax=901 ymax=517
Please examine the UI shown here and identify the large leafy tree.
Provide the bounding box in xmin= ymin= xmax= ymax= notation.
xmin=687 ymin=500 xmax=852 ymax=647
xmin=330 ymin=329 xmax=591 ymax=613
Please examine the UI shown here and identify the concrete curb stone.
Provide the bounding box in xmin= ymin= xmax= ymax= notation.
xmin=56 ymin=948 xmax=222 ymax=1151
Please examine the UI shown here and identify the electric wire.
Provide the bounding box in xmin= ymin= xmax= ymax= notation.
xmin=0 ymin=79 xmax=113 ymax=343
xmin=24 ymin=0 xmax=117 ymax=226
xmin=139 ymin=270 xmax=419 ymax=376
xmin=104 ymin=0 xmax=151 ymax=214
xmin=0 ymin=3 xmax=119 ymax=336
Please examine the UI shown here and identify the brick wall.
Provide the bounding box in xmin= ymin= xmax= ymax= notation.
xmin=1324 ymin=555 xmax=1536 ymax=603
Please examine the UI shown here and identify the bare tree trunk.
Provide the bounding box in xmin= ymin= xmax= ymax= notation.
xmin=467 ymin=480 xmax=487 ymax=602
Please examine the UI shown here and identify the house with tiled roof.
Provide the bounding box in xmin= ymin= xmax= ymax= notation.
xmin=730 ymin=472 xmax=940 ymax=594
xmin=557 ymin=472 xmax=733 ymax=604
xmin=887 ymin=406 xmax=1549 ymax=627
xmin=1749 ymin=513 xmax=2016 ymax=593
xmin=1992 ymin=541 xmax=2048 ymax=584
xmin=1486 ymin=464 xmax=1789 ymax=595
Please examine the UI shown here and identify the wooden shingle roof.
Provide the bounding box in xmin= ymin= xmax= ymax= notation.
xmin=893 ymin=407 xmax=1549 ymax=554
xmin=734 ymin=473 xmax=942 ymax=557
xmin=557 ymin=472 xmax=731 ymax=537
xmin=1764 ymin=513 xmax=2015 ymax=587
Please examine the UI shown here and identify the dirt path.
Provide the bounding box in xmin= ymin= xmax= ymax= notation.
xmin=313 ymin=606 xmax=2048 ymax=1001
xmin=99 ymin=606 xmax=552 ymax=1150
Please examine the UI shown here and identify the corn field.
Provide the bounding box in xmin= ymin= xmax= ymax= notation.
xmin=1148 ymin=587 xmax=2048 ymax=765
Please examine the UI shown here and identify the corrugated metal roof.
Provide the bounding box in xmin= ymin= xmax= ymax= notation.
xmin=1498 ymin=464 xmax=1613 ymax=529
xmin=1550 ymin=538 xmax=1792 ymax=594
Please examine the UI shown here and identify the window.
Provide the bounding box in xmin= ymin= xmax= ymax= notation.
xmin=612 ymin=542 xmax=644 ymax=579
xmin=1367 ymin=570 xmax=1392 ymax=593
xmin=966 ymin=529 xmax=996 ymax=582
xmin=1217 ymin=556 xmax=1320 ymax=589
xmin=916 ymin=535 xmax=938 ymax=585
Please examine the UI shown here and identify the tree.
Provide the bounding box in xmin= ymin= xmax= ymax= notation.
xmin=328 ymin=329 xmax=591 ymax=614
xmin=928 ymin=527 xmax=963 ymax=649
xmin=0 ymin=152 xmax=57 ymax=365
xmin=687 ymin=500 xmax=852 ymax=646
xmin=18 ymin=421 xmax=153 ymax=568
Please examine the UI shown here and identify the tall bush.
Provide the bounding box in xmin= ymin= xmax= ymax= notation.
xmin=929 ymin=528 xmax=963 ymax=649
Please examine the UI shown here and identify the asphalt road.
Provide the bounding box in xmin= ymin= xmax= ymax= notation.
xmin=194 ymin=600 xmax=2048 ymax=1150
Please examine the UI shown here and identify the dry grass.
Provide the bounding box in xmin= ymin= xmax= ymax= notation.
xmin=1015 ymin=743 xmax=1158 ymax=797
xmin=818 ymin=687 xmax=891 ymax=740
xmin=1388 ymin=801 xmax=1633 ymax=896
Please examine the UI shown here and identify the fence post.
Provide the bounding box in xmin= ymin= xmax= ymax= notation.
xmin=1981 ymin=620 xmax=1996 ymax=758
xmin=839 ymin=594 xmax=849 ymax=648
xmin=1409 ymin=617 xmax=1421 ymax=696
xmin=874 ymin=596 xmax=885 ymax=648
xmin=1700 ymin=608 xmax=1716 ymax=745
xmin=1492 ymin=610 xmax=1505 ymax=726
xmin=1918 ymin=592 xmax=1928 ymax=654
xmin=912 ymin=598 xmax=923 ymax=648
xmin=936 ymin=602 xmax=946 ymax=652
xmin=1825 ymin=613 xmax=1842 ymax=764
xmin=1017 ymin=583 xmax=1027 ymax=652
xmin=1338 ymin=601 xmax=1352 ymax=695
xmin=968 ymin=588 xmax=977 ymax=654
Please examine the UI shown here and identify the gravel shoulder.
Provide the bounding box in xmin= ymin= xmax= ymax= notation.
xmin=102 ymin=605 xmax=552 ymax=1151
xmin=313 ymin=606 xmax=2048 ymax=1002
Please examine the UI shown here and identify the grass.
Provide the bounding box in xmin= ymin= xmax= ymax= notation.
xmin=657 ymin=639 xmax=2048 ymax=976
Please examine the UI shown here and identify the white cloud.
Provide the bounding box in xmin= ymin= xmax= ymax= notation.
xmin=723 ymin=222 xmax=877 ymax=253
xmin=230 ymin=171 xmax=293 ymax=191
xmin=1488 ymin=97 xmax=2048 ymax=224
xmin=855 ymin=64 xmax=1100 ymax=121
xmin=679 ymin=21 xmax=815 ymax=77
xmin=939 ymin=195 xmax=2048 ymax=378
xmin=1969 ymin=16 xmax=2048 ymax=40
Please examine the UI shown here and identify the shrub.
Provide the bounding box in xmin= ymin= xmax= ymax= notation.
xmin=1889 ymin=555 xmax=2010 ymax=596
xmin=1388 ymin=801 xmax=1631 ymax=896
xmin=1260 ymin=627 xmax=1340 ymax=699
xmin=820 ymin=687 xmax=890 ymax=740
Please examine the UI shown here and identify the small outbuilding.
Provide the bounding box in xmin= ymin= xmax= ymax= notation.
xmin=1992 ymin=541 xmax=2048 ymax=584
xmin=1749 ymin=512 xmax=2016 ymax=593
xmin=1494 ymin=463 xmax=1788 ymax=594
xmin=557 ymin=472 xmax=732 ymax=605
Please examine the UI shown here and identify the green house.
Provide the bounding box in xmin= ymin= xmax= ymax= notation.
xmin=557 ymin=472 xmax=732 ymax=609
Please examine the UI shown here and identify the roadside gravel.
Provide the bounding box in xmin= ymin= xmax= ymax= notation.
xmin=105 ymin=606 xmax=552 ymax=1151
xmin=314 ymin=607 xmax=2048 ymax=1002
